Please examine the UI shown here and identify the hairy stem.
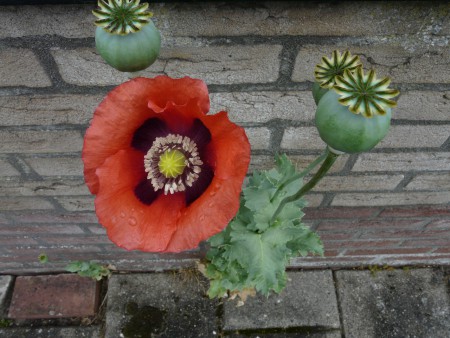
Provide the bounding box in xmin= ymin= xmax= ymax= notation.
xmin=270 ymin=150 xmax=328 ymax=203
xmin=270 ymin=148 xmax=339 ymax=223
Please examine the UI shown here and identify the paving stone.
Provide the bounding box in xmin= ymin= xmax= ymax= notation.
xmin=0 ymin=179 xmax=89 ymax=197
xmin=154 ymin=2 xmax=450 ymax=37
xmin=335 ymin=268 xmax=450 ymax=338
xmin=314 ymin=174 xmax=404 ymax=192
xmin=55 ymin=196 xmax=95 ymax=212
xmin=0 ymin=5 xmax=93 ymax=38
xmin=0 ymin=159 xmax=20 ymax=177
xmin=249 ymin=155 xmax=347 ymax=174
xmin=352 ymin=152 xmax=450 ymax=172
xmin=24 ymin=156 xmax=84 ymax=177
xmin=0 ymin=196 xmax=55 ymax=211
xmin=0 ymin=275 xmax=13 ymax=316
xmin=231 ymin=332 xmax=341 ymax=338
xmin=105 ymin=272 xmax=219 ymax=338
xmin=405 ymin=173 xmax=450 ymax=191
xmin=1 ymin=3 xmax=448 ymax=38
xmin=332 ymin=191 xmax=450 ymax=207
xmin=0 ymin=48 xmax=51 ymax=88
xmin=396 ymin=91 xmax=450 ymax=121
xmin=210 ymin=91 xmax=316 ymax=123
xmin=223 ymin=270 xmax=340 ymax=331
xmin=52 ymin=44 xmax=282 ymax=86
xmin=281 ymin=127 xmax=326 ymax=150
xmin=292 ymin=41 xmax=450 ymax=84
xmin=8 ymin=274 xmax=99 ymax=319
xmin=245 ymin=127 xmax=271 ymax=150
xmin=0 ymin=94 xmax=103 ymax=126
xmin=0 ymin=130 xmax=83 ymax=154
xmin=0 ymin=326 xmax=100 ymax=338
xmin=378 ymin=125 xmax=450 ymax=149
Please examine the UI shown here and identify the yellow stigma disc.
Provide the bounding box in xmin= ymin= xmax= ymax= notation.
xmin=158 ymin=149 xmax=187 ymax=178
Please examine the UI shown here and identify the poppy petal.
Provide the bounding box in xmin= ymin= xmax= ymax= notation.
xmin=83 ymin=76 xmax=210 ymax=195
xmin=185 ymin=119 xmax=212 ymax=152
xmin=131 ymin=117 xmax=169 ymax=153
xmin=134 ymin=179 xmax=159 ymax=205
xmin=185 ymin=164 xmax=214 ymax=206
xmin=165 ymin=112 xmax=250 ymax=252
xmin=95 ymin=149 xmax=183 ymax=252
xmin=146 ymin=76 xmax=210 ymax=114
xmin=202 ymin=111 xmax=251 ymax=180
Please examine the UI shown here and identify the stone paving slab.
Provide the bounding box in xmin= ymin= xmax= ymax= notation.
xmin=0 ymin=275 xmax=13 ymax=316
xmin=0 ymin=326 xmax=100 ymax=338
xmin=231 ymin=332 xmax=341 ymax=338
xmin=335 ymin=268 xmax=450 ymax=338
xmin=223 ymin=270 xmax=340 ymax=332
xmin=105 ymin=272 xmax=219 ymax=338
xmin=8 ymin=274 xmax=99 ymax=319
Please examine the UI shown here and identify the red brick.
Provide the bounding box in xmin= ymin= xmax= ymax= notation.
xmin=8 ymin=274 xmax=99 ymax=319
xmin=345 ymin=248 xmax=432 ymax=256
xmin=324 ymin=240 xmax=401 ymax=250
xmin=318 ymin=232 xmax=355 ymax=241
xmin=434 ymin=247 xmax=450 ymax=253
xmin=303 ymin=207 xmax=380 ymax=220
xmin=379 ymin=205 xmax=450 ymax=218
xmin=359 ymin=229 xmax=450 ymax=240
xmin=317 ymin=219 xmax=427 ymax=231
xmin=401 ymin=239 xmax=450 ymax=248
xmin=425 ymin=219 xmax=450 ymax=230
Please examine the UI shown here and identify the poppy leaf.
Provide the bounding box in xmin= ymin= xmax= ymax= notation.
xmin=204 ymin=154 xmax=324 ymax=299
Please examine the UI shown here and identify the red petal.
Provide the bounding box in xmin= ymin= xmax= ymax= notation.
xmin=94 ymin=149 xmax=184 ymax=252
xmin=146 ymin=76 xmax=210 ymax=114
xmin=83 ymin=76 xmax=210 ymax=194
xmin=165 ymin=111 xmax=250 ymax=252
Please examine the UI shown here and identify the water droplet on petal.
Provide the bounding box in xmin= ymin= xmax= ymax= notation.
xmin=128 ymin=217 xmax=137 ymax=226
xmin=120 ymin=212 xmax=126 ymax=218
xmin=199 ymin=215 xmax=206 ymax=221
xmin=112 ymin=216 xmax=117 ymax=224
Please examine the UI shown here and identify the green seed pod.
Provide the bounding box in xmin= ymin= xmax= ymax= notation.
xmin=93 ymin=0 xmax=161 ymax=72
xmin=312 ymin=82 xmax=329 ymax=105
xmin=315 ymin=90 xmax=391 ymax=153
xmin=95 ymin=21 xmax=160 ymax=72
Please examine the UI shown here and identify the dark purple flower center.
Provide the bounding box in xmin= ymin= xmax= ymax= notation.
xmin=131 ymin=118 xmax=213 ymax=206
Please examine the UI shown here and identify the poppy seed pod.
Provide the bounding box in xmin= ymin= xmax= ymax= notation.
xmin=93 ymin=0 xmax=161 ymax=72
xmin=315 ymin=90 xmax=391 ymax=153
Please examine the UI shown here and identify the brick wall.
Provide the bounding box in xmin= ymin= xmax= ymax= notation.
xmin=0 ymin=2 xmax=449 ymax=273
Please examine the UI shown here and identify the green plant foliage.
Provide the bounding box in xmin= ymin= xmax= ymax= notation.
xmin=204 ymin=155 xmax=323 ymax=298
xmin=38 ymin=253 xmax=48 ymax=264
xmin=65 ymin=261 xmax=111 ymax=281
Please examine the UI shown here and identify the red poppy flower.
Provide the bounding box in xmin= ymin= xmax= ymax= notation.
xmin=82 ymin=76 xmax=250 ymax=252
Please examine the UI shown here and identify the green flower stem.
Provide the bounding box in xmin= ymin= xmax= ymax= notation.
xmin=270 ymin=148 xmax=339 ymax=223
xmin=270 ymin=150 xmax=328 ymax=203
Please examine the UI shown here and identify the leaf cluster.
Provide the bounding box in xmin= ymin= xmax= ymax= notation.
xmin=65 ymin=261 xmax=111 ymax=281
xmin=204 ymin=155 xmax=323 ymax=298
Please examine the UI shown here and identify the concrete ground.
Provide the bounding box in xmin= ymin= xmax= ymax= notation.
xmin=0 ymin=267 xmax=449 ymax=337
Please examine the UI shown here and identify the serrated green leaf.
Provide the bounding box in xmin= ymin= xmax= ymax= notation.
xmin=65 ymin=261 xmax=83 ymax=272
xmin=204 ymin=154 xmax=325 ymax=299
